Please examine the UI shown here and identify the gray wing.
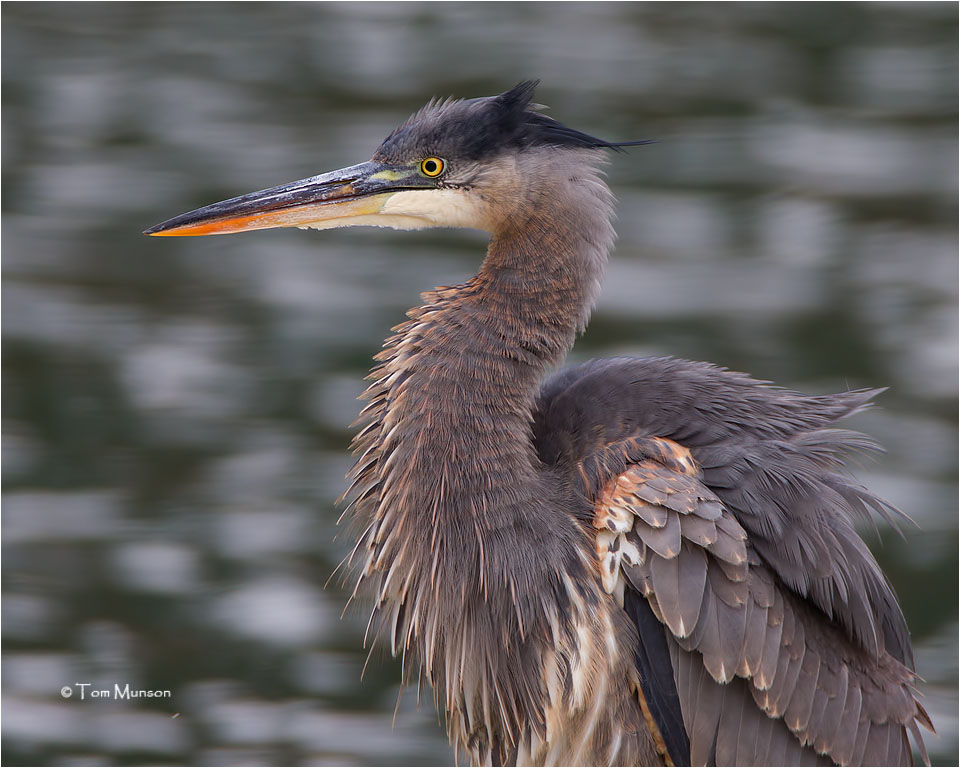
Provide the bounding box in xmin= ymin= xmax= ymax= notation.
xmin=534 ymin=357 xmax=933 ymax=766
xmin=594 ymin=456 xmax=928 ymax=765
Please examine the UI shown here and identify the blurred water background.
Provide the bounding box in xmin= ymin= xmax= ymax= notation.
xmin=2 ymin=3 xmax=957 ymax=765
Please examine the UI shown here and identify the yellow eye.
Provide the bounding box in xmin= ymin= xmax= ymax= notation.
xmin=420 ymin=157 xmax=444 ymax=177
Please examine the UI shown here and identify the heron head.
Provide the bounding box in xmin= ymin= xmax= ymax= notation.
xmin=145 ymin=81 xmax=645 ymax=238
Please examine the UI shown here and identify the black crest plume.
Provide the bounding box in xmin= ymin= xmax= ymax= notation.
xmin=376 ymin=80 xmax=650 ymax=162
xmin=498 ymin=80 xmax=651 ymax=153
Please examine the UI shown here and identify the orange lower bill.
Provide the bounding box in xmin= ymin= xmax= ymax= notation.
xmin=147 ymin=190 xmax=390 ymax=237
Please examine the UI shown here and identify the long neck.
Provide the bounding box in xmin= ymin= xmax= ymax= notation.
xmin=368 ymin=164 xmax=614 ymax=516
xmin=343 ymin=159 xmax=615 ymax=749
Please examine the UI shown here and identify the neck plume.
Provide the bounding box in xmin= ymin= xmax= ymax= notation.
xmin=340 ymin=150 xmax=617 ymax=759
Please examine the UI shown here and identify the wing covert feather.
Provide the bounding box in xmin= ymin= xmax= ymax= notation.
xmin=593 ymin=453 xmax=929 ymax=766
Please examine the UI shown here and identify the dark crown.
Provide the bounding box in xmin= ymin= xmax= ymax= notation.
xmin=374 ymin=80 xmax=647 ymax=163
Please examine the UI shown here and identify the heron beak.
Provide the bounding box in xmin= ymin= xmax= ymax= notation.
xmin=144 ymin=161 xmax=425 ymax=237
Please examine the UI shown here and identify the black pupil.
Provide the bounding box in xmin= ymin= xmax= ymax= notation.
xmin=425 ymin=160 xmax=437 ymax=174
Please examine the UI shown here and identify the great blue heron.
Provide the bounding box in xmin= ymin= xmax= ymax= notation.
xmin=146 ymin=82 xmax=932 ymax=766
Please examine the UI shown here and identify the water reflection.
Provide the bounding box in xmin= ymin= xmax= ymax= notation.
xmin=3 ymin=3 xmax=957 ymax=765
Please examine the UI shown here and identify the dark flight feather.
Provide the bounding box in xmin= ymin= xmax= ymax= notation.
xmin=624 ymin=588 xmax=691 ymax=766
